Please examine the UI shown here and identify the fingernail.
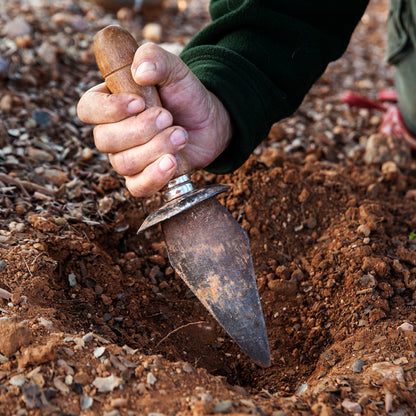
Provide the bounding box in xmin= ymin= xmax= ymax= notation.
xmin=156 ymin=111 xmax=172 ymax=130
xmin=170 ymin=129 xmax=187 ymax=147
xmin=159 ymin=155 xmax=175 ymax=172
xmin=136 ymin=61 xmax=156 ymax=77
xmin=127 ymin=99 xmax=143 ymax=114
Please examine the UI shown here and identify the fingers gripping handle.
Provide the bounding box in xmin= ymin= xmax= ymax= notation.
xmin=93 ymin=25 xmax=190 ymax=177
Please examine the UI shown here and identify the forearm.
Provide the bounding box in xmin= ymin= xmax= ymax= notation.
xmin=180 ymin=0 xmax=369 ymax=173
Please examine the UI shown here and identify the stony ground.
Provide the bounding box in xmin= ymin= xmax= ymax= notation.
xmin=1 ymin=0 xmax=416 ymax=415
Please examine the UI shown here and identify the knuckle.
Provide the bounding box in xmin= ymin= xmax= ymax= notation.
xmin=125 ymin=177 xmax=150 ymax=198
xmin=113 ymin=152 xmax=136 ymax=176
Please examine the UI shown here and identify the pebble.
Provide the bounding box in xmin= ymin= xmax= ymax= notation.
xmin=371 ymin=362 xmax=405 ymax=383
xmin=0 ymin=55 xmax=8 ymax=78
xmin=0 ymin=93 xmax=12 ymax=111
xmin=9 ymin=374 xmax=26 ymax=387
xmin=92 ymin=374 xmax=122 ymax=393
xmin=94 ymin=346 xmax=106 ymax=358
xmin=82 ymin=332 xmax=95 ymax=343
xmin=68 ymin=273 xmax=77 ymax=287
xmin=57 ymin=359 xmax=74 ymax=375
xmin=4 ymin=16 xmax=32 ymax=38
xmin=38 ymin=317 xmax=53 ymax=330
xmin=183 ymin=362 xmax=194 ymax=373
xmin=0 ymin=319 xmax=32 ymax=357
xmin=341 ymin=400 xmax=362 ymax=413
xmin=81 ymin=396 xmax=93 ymax=410
xmin=356 ymin=224 xmax=371 ymax=237
xmin=213 ymin=400 xmax=234 ymax=414
xmin=142 ymin=23 xmax=162 ymax=43
xmin=397 ymin=322 xmax=414 ymax=332
xmin=351 ymin=359 xmax=365 ymax=373
xmin=364 ymin=133 xmax=411 ymax=169
xmin=54 ymin=377 xmax=70 ymax=393
xmin=32 ymin=109 xmax=52 ymax=126
xmin=385 ymin=391 xmax=394 ymax=413
xmin=296 ymin=383 xmax=308 ymax=394
xmin=137 ymin=382 xmax=147 ymax=394
xmin=8 ymin=221 xmax=25 ymax=233
xmin=0 ymin=288 xmax=12 ymax=300
xmin=147 ymin=372 xmax=157 ymax=386
xmin=41 ymin=168 xmax=68 ymax=186
xmin=110 ymin=398 xmax=128 ymax=407
xmin=103 ymin=411 xmax=120 ymax=416
xmin=26 ymin=146 xmax=54 ymax=162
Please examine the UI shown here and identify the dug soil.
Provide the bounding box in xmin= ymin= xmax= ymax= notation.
xmin=1 ymin=0 xmax=416 ymax=415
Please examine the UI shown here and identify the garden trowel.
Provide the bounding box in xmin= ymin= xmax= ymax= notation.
xmin=94 ymin=25 xmax=270 ymax=367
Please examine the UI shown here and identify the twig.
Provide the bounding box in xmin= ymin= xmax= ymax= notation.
xmin=156 ymin=321 xmax=205 ymax=348
xmin=0 ymin=173 xmax=56 ymax=196
xmin=21 ymin=256 xmax=33 ymax=277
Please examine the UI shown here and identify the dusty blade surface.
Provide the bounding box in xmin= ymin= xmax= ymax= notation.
xmin=162 ymin=197 xmax=271 ymax=367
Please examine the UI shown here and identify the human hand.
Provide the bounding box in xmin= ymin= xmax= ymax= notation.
xmin=77 ymin=43 xmax=232 ymax=197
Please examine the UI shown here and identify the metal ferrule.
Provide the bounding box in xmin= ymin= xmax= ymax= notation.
xmin=163 ymin=173 xmax=195 ymax=201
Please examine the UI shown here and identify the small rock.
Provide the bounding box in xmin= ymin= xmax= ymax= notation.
xmin=32 ymin=109 xmax=52 ymax=126
xmin=356 ymin=224 xmax=371 ymax=237
xmin=364 ymin=133 xmax=411 ymax=169
xmin=92 ymin=374 xmax=122 ymax=393
xmin=82 ymin=332 xmax=95 ymax=343
xmin=37 ymin=42 xmax=57 ymax=66
xmin=147 ymin=372 xmax=157 ymax=386
xmin=341 ymin=400 xmax=362 ymax=413
xmin=54 ymin=377 xmax=70 ymax=393
xmin=137 ymin=382 xmax=146 ymax=394
xmin=41 ymin=168 xmax=68 ymax=186
xmin=18 ymin=343 xmax=55 ymax=369
xmin=0 ymin=319 xmax=32 ymax=357
xmin=68 ymin=273 xmax=77 ymax=287
xmin=385 ymin=391 xmax=394 ymax=413
xmin=213 ymin=400 xmax=234 ymax=414
xmin=397 ymin=322 xmax=414 ymax=332
xmin=22 ymin=384 xmax=41 ymax=409
xmin=351 ymin=359 xmax=365 ymax=373
xmin=65 ymin=375 xmax=73 ymax=385
xmin=80 ymin=396 xmax=93 ymax=410
xmin=9 ymin=374 xmax=26 ymax=387
xmin=183 ymin=362 xmax=194 ymax=373
xmin=371 ymin=362 xmax=405 ymax=383
xmin=38 ymin=317 xmax=53 ymax=329
xmin=0 ymin=93 xmax=12 ymax=111
xmin=110 ymin=397 xmax=128 ymax=407
xmin=0 ymin=55 xmax=8 ymax=78
xmin=0 ymin=288 xmax=12 ymax=300
xmin=57 ymin=359 xmax=74 ymax=375
xmin=296 ymin=383 xmax=308 ymax=395
xmin=81 ymin=147 xmax=93 ymax=161
xmin=103 ymin=411 xmax=120 ymax=416
xmin=4 ymin=17 xmax=32 ymax=39
xmin=94 ymin=346 xmax=106 ymax=358
xmin=142 ymin=23 xmax=162 ymax=42
xmin=26 ymin=146 xmax=53 ymax=162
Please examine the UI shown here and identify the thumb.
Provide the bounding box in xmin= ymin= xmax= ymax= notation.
xmin=131 ymin=43 xmax=200 ymax=101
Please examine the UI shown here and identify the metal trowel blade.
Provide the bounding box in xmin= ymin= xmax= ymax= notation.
xmin=162 ymin=197 xmax=271 ymax=367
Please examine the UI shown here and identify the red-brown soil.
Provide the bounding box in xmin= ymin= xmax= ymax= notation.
xmin=1 ymin=0 xmax=416 ymax=415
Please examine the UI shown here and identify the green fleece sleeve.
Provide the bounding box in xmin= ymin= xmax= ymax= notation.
xmin=179 ymin=0 xmax=369 ymax=173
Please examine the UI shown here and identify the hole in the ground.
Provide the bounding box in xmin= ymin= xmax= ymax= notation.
xmin=21 ymin=224 xmax=323 ymax=395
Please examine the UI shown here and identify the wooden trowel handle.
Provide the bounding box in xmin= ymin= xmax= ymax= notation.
xmin=93 ymin=25 xmax=190 ymax=177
